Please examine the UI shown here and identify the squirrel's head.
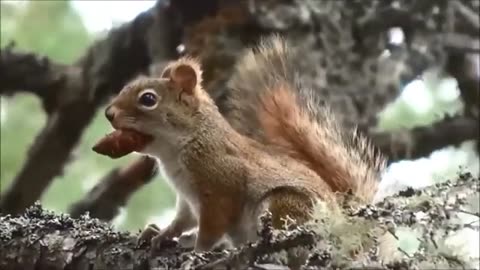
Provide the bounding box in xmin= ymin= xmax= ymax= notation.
xmin=104 ymin=57 xmax=212 ymax=142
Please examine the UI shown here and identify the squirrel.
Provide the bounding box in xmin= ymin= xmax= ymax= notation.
xmin=102 ymin=35 xmax=386 ymax=252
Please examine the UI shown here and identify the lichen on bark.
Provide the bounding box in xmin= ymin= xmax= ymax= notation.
xmin=1 ymin=172 xmax=477 ymax=270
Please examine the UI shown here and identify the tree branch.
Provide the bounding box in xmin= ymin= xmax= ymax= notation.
xmin=441 ymin=32 xmax=480 ymax=53
xmin=445 ymin=50 xmax=480 ymax=119
xmin=0 ymin=102 xmax=95 ymax=215
xmin=68 ymin=156 xmax=158 ymax=221
xmin=370 ymin=115 xmax=479 ymax=162
xmin=0 ymin=6 xmax=156 ymax=215
xmin=1 ymin=172 xmax=477 ymax=270
xmin=0 ymin=46 xmax=73 ymax=114
xmin=453 ymin=1 xmax=480 ymax=29
xmin=451 ymin=0 xmax=480 ymax=34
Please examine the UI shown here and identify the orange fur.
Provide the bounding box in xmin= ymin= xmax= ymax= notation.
xmin=105 ymin=36 xmax=386 ymax=256
xmin=105 ymin=54 xmax=335 ymax=253
xmin=225 ymin=35 xmax=386 ymax=204
xmin=258 ymin=83 xmax=382 ymax=203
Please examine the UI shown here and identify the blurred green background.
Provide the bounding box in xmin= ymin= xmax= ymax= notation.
xmin=0 ymin=0 xmax=478 ymax=232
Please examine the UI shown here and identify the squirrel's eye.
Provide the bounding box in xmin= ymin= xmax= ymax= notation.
xmin=137 ymin=89 xmax=158 ymax=109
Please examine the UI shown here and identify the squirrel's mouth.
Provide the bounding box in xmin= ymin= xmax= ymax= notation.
xmin=92 ymin=128 xmax=154 ymax=159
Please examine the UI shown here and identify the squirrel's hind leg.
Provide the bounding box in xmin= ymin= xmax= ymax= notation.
xmin=265 ymin=188 xmax=314 ymax=229
xmin=263 ymin=189 xmax=315 ymax=268
xmin=194 ymin=197 xmax=239 ymax=252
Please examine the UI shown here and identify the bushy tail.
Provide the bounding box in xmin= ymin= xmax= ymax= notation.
xmin=221 ymin=35 xmax=386 ymax=203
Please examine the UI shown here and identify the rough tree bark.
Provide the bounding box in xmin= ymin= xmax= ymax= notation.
xmin=0 ymin=172 xmax=478 ymax=269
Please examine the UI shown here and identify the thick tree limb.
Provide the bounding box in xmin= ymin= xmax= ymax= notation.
xmin=1 ymin=173 xmax=477 ymax=270
xmin=68 ymin=156 xmax=158 ymax=221
xmin=304 ymin=173 xmax=479 ymax=270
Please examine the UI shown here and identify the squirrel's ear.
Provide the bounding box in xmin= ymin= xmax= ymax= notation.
xmin=169 ymin=63 xmax=198 ymax=96
xmin=160 ymin=66 xmax=172 ymax=79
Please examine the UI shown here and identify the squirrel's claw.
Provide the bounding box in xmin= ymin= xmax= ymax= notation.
xmin=137 ymin=223 xmax=161 ymax=245
xmin=151 ymin=230 xmax=179 ymax=250
xmin=138 ymin=223 xmax=180 ymax=250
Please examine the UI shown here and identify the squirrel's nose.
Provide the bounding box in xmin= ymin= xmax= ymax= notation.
xmin=105 ymin=105 xmax=115 ymax=122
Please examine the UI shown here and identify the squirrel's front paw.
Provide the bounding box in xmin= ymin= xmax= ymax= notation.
xmin=138 ymin=224 xmax=178 ymax=250
xmin=137 ymin=223 xmax=161 ymax=245
xmin=177 ymin=230 xmax=197 ymax=248
xmin=151 ymin=230 xmax=178 ymax=250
